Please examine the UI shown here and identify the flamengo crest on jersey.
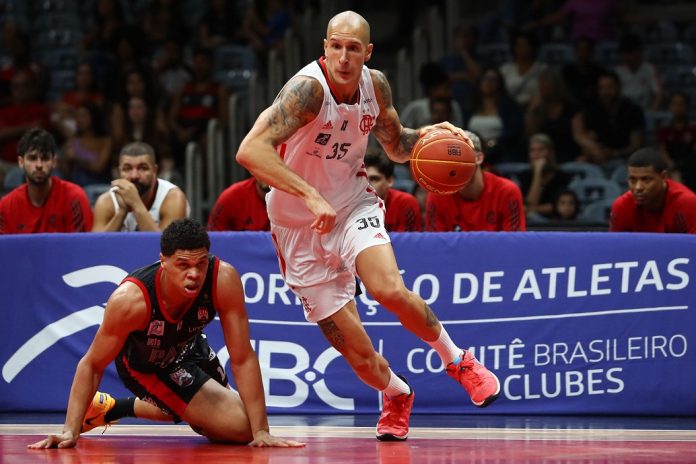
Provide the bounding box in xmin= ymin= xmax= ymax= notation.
xmin=266 ymin=59 xmax=381 ymax=227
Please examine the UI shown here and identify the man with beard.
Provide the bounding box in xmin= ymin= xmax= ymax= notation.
xmin=92 ymin=142 xmax=189 ymax=231
xmin=0 ymin=128 xmax=92 ymax=233
xmin=610 ymin=147 xmax=696 ymax=233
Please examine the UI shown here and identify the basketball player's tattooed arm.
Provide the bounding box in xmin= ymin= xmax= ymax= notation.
xmin=371 ymin=69 xmax=419 ymax=163
xmin=370 ymin=69 xmax=469 ymax=164
xmin=236 ymin=75 xmax=337 ymax=234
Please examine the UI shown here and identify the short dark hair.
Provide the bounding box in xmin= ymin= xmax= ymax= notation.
xmin=17 ymin=128 xmax=57 ymax=157
xmin=120 ymin=142 xmax=157 ymax=164
xmin=161 ymin=218 xmax=210 ymax=256
xmin=628 ymin=147 xmax=668 ymax=173
xmin=364 ymin=149 xmax=394 ymax=178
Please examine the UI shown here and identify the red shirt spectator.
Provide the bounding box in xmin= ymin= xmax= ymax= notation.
xmin=610 ymin=179 xmax=696 ymax=233
xmin=0 ymin=176 xmax=93 ymax=233
xmin=426 ymin=171 xmax=526 ymax=232
xmin=208 ymin=178 xmax=270 ymax=231
xmin=384 ymin=188 xmax=422 ymax=232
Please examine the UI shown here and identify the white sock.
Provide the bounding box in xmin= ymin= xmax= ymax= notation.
xmin=425 ymin=327 xmax=462 ymax=366
xmin=382 ymin=370 xmax=411 ymax=398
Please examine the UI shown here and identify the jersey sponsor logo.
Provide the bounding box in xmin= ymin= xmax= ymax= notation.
xmin=148 ymin=320 xmax=165 ymax=336
xmin=363 ymin=98 xmax=373 ymax=104
xmin=314 ymin=133 xmax=331 ymax=145
xmin=340 ymin=120 xmax=348 ymax=131
xmin=197 ymin=308 xmax=208 ymax=321
xmin=359 ymin=114 xmax=374 ymax=135
xmin=170 ymin=367 xmax=194 ymax=387
xmin=305 ymin=150 xmax=321 ymax=158
xmin=321 ymin=121 xmax=333 ymax=130
xmin=299 ymin=296 xmax=314 ymax=315
xmin=374 ymin=232 xmax=387 ymax=240
xmin=147 ymin=337 xmax=161 ymax=347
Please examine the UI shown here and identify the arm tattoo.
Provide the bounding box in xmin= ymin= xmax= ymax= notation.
xmin=318 ymin=319 xmax=345 ymax=350
xmin=371 ymin=70 xmax=420 ymax=159
xmin=424 ymin=303 xmax=440 ymax=328
xmin=264 ymin=76 xmax=323 ymax=146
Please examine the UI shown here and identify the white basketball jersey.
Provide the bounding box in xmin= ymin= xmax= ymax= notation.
xmin=117 ymin=178 xmax=189 ymax=231
xmin=266 ymin=59 xmax=381 ymax=227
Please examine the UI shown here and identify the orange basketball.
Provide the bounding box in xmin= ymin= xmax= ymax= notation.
xmin=410 ymin=129 xmax=477 ymax=194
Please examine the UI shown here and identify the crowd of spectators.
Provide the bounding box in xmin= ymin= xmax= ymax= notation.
xmin=0 ymin=0 xmax=695 ymax=234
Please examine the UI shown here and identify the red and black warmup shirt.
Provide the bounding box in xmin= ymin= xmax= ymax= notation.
xmin=118 ymin=256 xmax=220 ymax=372
xmin=207 ymin=178 xmax=270 ymax=231
xmin=425 ymin=171 xmax=526 ymax=232
xmin=0 ymin=176 xmax=92 ymax=234
xmin=610 ymin=179 xmax=696 ymax=234
xmin=384 ymin=188 xmax=422 ymax=232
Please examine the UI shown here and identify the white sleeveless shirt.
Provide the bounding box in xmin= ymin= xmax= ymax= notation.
xmin=112 ymin=178 xmax=189 ymax=231
xmin=266 ymin=59 xmax=381 ymax=227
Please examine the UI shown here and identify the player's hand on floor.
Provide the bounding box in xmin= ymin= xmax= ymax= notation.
xmin=249 ymin=430 xmax=306 ymax=448
xmin=27 ymin=431 xmax=78 ymax=449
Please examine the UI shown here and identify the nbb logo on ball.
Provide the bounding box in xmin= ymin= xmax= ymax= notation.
xmin=218 ymin=340 xmax=356 ymax=411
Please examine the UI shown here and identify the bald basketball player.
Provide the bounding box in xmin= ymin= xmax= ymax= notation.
xmin=236 ymin=11 xmax=501 ymax=441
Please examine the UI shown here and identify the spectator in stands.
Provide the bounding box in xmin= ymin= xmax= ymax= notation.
xmin=60 ymin=102 xmax=113 ymax=186
xmin=400 ymin=62 xmax=464 ymax=129
xmin=207 ymin=177 xmax=270 ymax=231
xmin=52 ymin=62 xmax=106 ymax=139
xmin=140 ymin=0 xmax=187 ymax=50
xmin=524 ymin=0 xmax=624 ymax=42
xmin=80 ymin=0 xmax=126 ymax=56
xmin=657 ymin=91 xmax=696 ymax=191
xmin=111 ymin=68 xmax=168 ymax=155
xmin=518 ymin=133 xmax=572 ymax=219
xmin=114 ymin=95 xmax=180 ymax=186
xmin=242 ymin=0 xmax=292 ymax=65
xmin=197 ymin=0 xmax=247 ymax=49
xmin=439 ymin=24 xmax=482 ymax=116
xmin=365 ymin=150 xmax=422 ymax=232
xmin=466 ymin=66 xmax=524 ymax=163
xmin=152 ymin=38 xmax=192 ymax=102
xmin=499 ymin=32 xmax=548 ymax=109
xmin=615 ymin=33 xmax=662 ymax=112
xmin=550 ymin=190 xmax=580 ymax=221
xmin=561 ymin=37 xmax=606 ymax=106
xmin=92 ymin=142 xmax=188 ymax=232
xmin=0 ymin=28 xmax=46 ymax=103
xmin=169 ymin=47 xmax=229 ymax=164
xmin=429 ymin=97 xmax=453 ymax=125
xmin=610 ymin=147 xmax=696 ymax=234
xmin=0 ymin=128 xmax=92 ymax=234
xmin=425 ymin=131 xmax=526 ymax=232
xmin=0 ymin=70 xmax=52 ymax=169
xmin=525 ymin=68 xmax=581 ymax=163
xmin=573 ymin=70 xmax=645 ymax=170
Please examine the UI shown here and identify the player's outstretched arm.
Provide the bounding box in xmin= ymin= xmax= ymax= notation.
xmin=236 ymin=75 xmax=336 ymax=234
xmin=215 ymin=261 xmax=305 ymax=447
xmin=27 ymin=283 xmax=149 ymax=449
xmin=370 ymin=69 xmax=470 ymax=163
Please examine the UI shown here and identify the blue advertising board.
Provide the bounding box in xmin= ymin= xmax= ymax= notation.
xmin=1 ymin=232 xmax=694 ymax=415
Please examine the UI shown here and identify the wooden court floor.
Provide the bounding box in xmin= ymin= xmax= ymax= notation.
xmin=3 ymin=415 xmax=696 ymax=463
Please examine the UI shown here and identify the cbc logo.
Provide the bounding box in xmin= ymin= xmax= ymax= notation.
xmin=217 ymin=340 xmax=355 ymax=411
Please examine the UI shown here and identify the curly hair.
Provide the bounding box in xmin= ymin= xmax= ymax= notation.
xmin=160 ymin=218 xmax=210 ymax=256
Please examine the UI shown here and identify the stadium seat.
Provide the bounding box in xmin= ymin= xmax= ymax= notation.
xmin=645 ymin=42 xmax=695 ymax=65
xmin=83 ymin=184 xmax=112 ymax=207
xmin=539 ymin=43 xmax=574 ymax=66
xmin=595 ymin=41 xmax=618 ymax=67
xmin=569 ymin=177 xmax=623 ymax=206
xmin=3 ymin=165 xmax=24 ymax=192
xmin=559 ymin=162 xmax=605 ymax=182
xmin=610 ymin=164 xmax=628 ymax=191
xmin=579 ymin=198 xmax=615 ymax=223
xmin=494 ymin=162 xmax=529 ymax=186
xmin=476 ymin=43 xmax=511 ymax=66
